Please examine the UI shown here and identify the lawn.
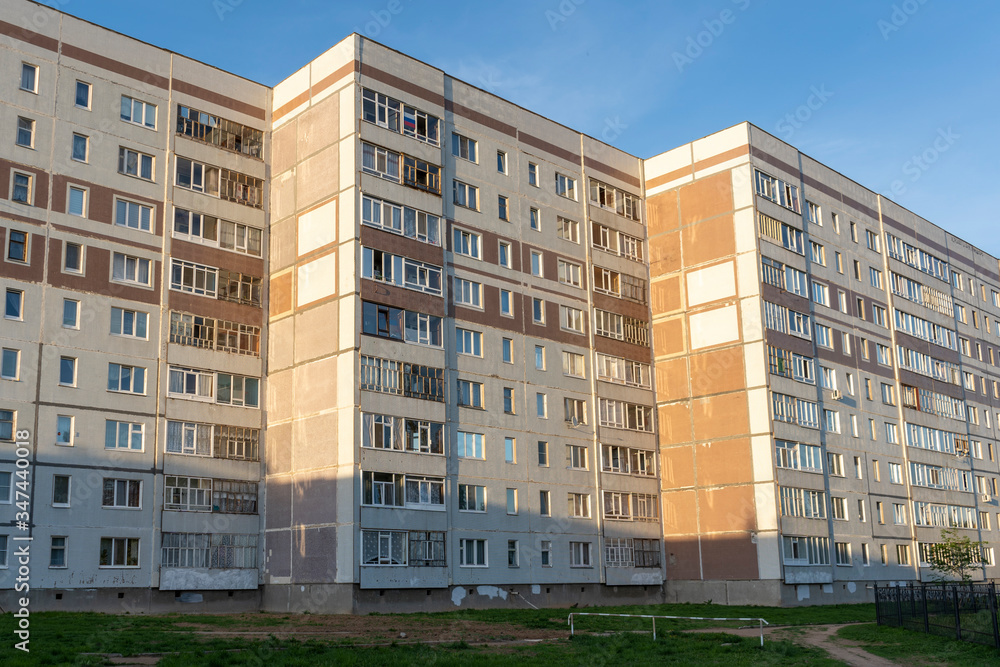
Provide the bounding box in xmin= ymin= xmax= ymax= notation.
xmin=0 ymin=602 xmax=874 ymax=665
xmin=838 ymin=623 xmax=1000 ymax=667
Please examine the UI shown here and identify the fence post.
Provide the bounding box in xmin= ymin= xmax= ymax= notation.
xmin=953 ymin=586 xmax=962 ymax=641
xmin=897 ymin=586 xmax=903 ymax=626
xmin=923 ymin=584 xmax=929 ymax=634
xmin=989 ymin=582 xmax=1000 ymax=650
xmin=874 ymin=584 xmax=881 ymax=626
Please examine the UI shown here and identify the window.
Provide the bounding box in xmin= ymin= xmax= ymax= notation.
xmin=118 ymin=147 xmax=154 ymax=180
xmin=165 ymin=421 xmax=212 ymax=457
xmin=168 ymin=366 xmax=214 ymax=401
xmin=453 ymin=278 xmax=482 ymax=308
xmin=506 ymin=488 xmax=518 ymax=515
xmin=457 ymin=431 xmax=484 ymax=459
xmin=361 ymin=530 xmax=406 ymax=566
xmin=5 ymin=289 xmax=23 ymax=320
xmin=115 ymin=199 xmax=153 ymax=232
xmin=361 ymin=248 xmax=443 ymax=295
xmin=810 ymin=241 xmax=825 ymax=265
xmin=62 ymin=299 xmax=78 ymax=328
xmin=873 ymin=304 xmax=887 ymax=327
xmin=555 ymin=172 xmax=577 ymax=200
xmin=560 ymin=305 xmax=584 ymax=333
xmin=52 ymin=475 xmax=71 ymax=507
xmin=866 ymin=229 xmax=881 ymax=252
xmin=458 ymin=484 xmax=486 ymax=512
xmin=558 ymin=217 xmax=580 ymax=243
xmin=111 ymin=307 xmax=148 ymax=339
xmin=20 ymin=63 xmax=38 ymax=92
xmin=63 ymin=242 xmax=83 ymax=274
xmin=893 ymin=503 xmax=907 ymax=525
xmin=897 ymin=544 xmax=911 ymax=565
xmin=75 ymin=80 xmax=91 ymax=108
xmin=569 ymin=493 xmax=591 ymax=518
xmin=870 ymin=267 xmax=883 ymax=289
xmin=537 ymin=440 xmax=549 ymax=466
xmin=528 ymin=162 xmax=538 ymax=186
xmin=58 ymin=356 xmax=76 ymax=386
xmin=779 ymin=487 xmax=827 ymax=519
xmin=216 ymin=374 xmax=260 ymax=407
xmin=50 ymin=537 xmax=67 ymax=568
xmin=565 ymin=397 xmax=587 ymax=425
xmin=502 ymin=338 xmax=512 ymax=363
xmin=16 ymin=117 xmax=34 ymax=148
xmin=453 ymin=228 xmax=481 ymax=259
xmin=107 ymin=363 xmax=146 ymax=395
xmin=562 ymin=351 xmax=585 ymax=378
xmin=536 ymin=392 xmax=548 ymax=418
xmin=570 ymin=541 xmax=592 ymax=567
xmin=858 ymin=499 xmax=867 ymax=522
xmin=498 ymin=195 xmax=509 ymax=221
xmin=112 ymin=252 xmax=152 ymax=287
xmin=811 ymin=281 xmax=830 ymax=306
xmin=530 ymin=207 xmax=540 ymax=230
xmin=402 ymin=155 xmax=442 ymax=194
xmin=568 ymin=444 xmax=588 ymax=470
xmin=532 ymin=298 xmax=545 ymax=324
xmin=12 ymin=172 xmax=31 ymax=204
xmin=503 ymin=387 xmax=515 ymax=414
xmin=361 ymin=89 xmax=440 ymax=145
xmin=500 ymin=289 xmax=513 ymax=316
xmin=72 ymin=133 xmax=88 ymax=162
xmin=1 ymin=349 xmax=19 ymax=381
xmin=558 ymin=259 xmax=581 ymax=287
xmin=457 ymin=379 xmax=483 ymax=408
xmin=103 ymin=479 xmax=141 ymax=508
xmin=453 ymin=180 xmax=478 ymax=209
xmin=361 ymin=194 xmax=440 ymax=245
xmin=68 ymin=186 xmax=87 ymax=217
xmin=170 ymin=259 xmax=217 ymax=297
xmin=835 ymin=542 xmax=852 ymax=566
xmin=452 ymin=132 xmax=477 ymax=162
xmin=0 ymin=410 xmax=13 ymax=442
xmin=505 ymin=436 xmax=516 ymax=463
xmin=534 ymin=345 xmax=546 ymax=370
xmin=459 ymin=539 xmax=487 ymax=567
xmin=599 ymin=399 xmax=653 ymax=432
xmin=456 ymin=328 xmax=482 ymax=357
xmin=121 ymin=95 xmax=156 ymax=128
xmin=498 ymin=241 xmax=511 ymax=268
xmin=100 ymin=537 xmax=140 ymax=567
xmin=824 ymin=409 xmax=840 ymax=433
xmin=497 ymin=150 xmax=507 ymax=173
xmin=105 ymin=420 xmax=143 ymax=451
xmin=7 ymin=230 xmax=27 ymax=262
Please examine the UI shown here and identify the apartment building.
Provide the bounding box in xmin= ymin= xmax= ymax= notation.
xmin=648 ymin=125 xmax=1000 ymax=605
xmin=1 ymin=0 xmax=997 ymax=613
xmin=0 ymin=0 xmax=269 ymax=611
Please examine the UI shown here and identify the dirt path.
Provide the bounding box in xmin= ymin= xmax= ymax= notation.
xmin=687 ymin=623 xmax=898 ymax=666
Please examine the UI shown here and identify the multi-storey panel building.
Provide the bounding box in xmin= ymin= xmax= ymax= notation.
xmin=1 ymin=0 xmax=997 ymax=612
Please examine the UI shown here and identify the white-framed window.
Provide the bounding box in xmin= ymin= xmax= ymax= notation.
xmin=558 ymin=259 xmax=581 ymax=287
xmin=558 ymin=217 xmax=580 ymax=243
xmin=555 ymin=172 xmax=577 ymax=200
xmin=20 ymin=63 xmax=38 ymax=93
xmin=498 ymin=194 xmax=509 ymax=221
xmin=506 ymin=488 xmax=518 ymax=514
xmin=361 ymin=247 xmax=443 ymax=295
xmin=118 ymin=147 xmax=154 ymax=180
xmin=535 ymin=345 xmax=546 ymax=370
xmin=58 ymin=356 xmax=77 ymax=386
xmin=456 ymin=328 xmax=483 ymax=357
xmin=453 ymin=277 xmax=482 ymax=308
xmin=564 ymin=398 xmax=587 ymax=425
xmin=1 ymin=348 xmax=20 ymax=381
xmin=500 ymin=289 xmax=513 ymax=316
xmin=532 ymin=298 xmax=545 ymax=324
xmin=75 ymin=81 xmax=91 ymax=109
xmin=453 ymin=228 xmax=481 ymax=259
xmin=72 ymin=133 xmax=88 ymax=162
xmin=361 ymin=194 xmax=441 ymax=246
xmin=99 ymin=537 xmax=139 ymax=568
xmin=0 ymin=411 xmax=15 ymax=443
xmin=111 ymin=252 xmax=152 ymax=287
xmin=530 ymin=207 xmax=540 ymax=230
xmin=164 ymin=476 xmax=212 ymax=512
xmin=170 ymin=259 xmax=217 ymax=297
xmin=453 ymin=180 xmax=478 ymax=209
xmin=528 ymin=162 xmax=538 ymax=186
xmin=530 ymin=250 xmax=544 ymax=277
xmin=497 ymin=150 xmax=507 ymax=174
xmin=361 ymin=530 xmax=407 ymax=566
xmin=505 ymin=437 xmax=516 ymax=463
xmin=115 ymin=198 xmax=153 ymax=232
xmin=782 ymin=536 xmax=830 ymax=565
xmin=457 ymin=431 xmax=484 ymax=459
xmin=836 ymin=542 xmax=851 ymax=565
xmin=102 ymin=479 xmax=141 ymax=509
xmin=111 ymin=307 xmax=148 ymax=339
xmin=121 ymin=95 xmax=156 ymax=128
xmin=11 ymin=171 xmax=32 ymax=204
xmin=62 ymin=299 xmax=78 ymax=328
xmin=216 ymin=374 xmax=260 ymax=408
xmin=502 ymin=338 xmax=512 ymax=363
xmin=536 ymin=392 xmax=547 ymax=418
xmin=105 ymin=420 xmax=143 ymax=451
xmin=457 ymin=379 xmax=484 ymax=408
xmin=49 ymin=536 xmax=67 ymax=568
xmin=570 ymin=541 xmax=592 ymax=567
xmin=569 ymin=493 xmax=591 ymax=518
xmin=451 ymin=132 xmax=477 ymax=162
xmin=5 ymin=289 xmax=24 ymax=320
xmin=52 ymin=474 xmax=71 ymax=507
xmin=498 ymin=240 xmax=512 ymax=268
xmin=568 ymin=444 xmax=588 ymax=470
xmin=459 ymin=538 xmax=487 ymax=567
xmin=16 ymin=117 xmax=34 ymax=148
xmin=68 ymin=185 xmax=87 ymax=217
xmin=562 ymin=351 xmax=585 ymax=378
xmin=168 ymin=366 xmax=214 ymax=401
xmin=166 ymin=421 xmax=213 ymax=457
xmin=107 ymin=363 xmax=146 ymax=395
xmin=560 ymin=305 xmax=584 ymax=333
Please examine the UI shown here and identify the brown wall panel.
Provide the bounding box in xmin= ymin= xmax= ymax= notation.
xmin=593 ymin=334 xmax=651 ymax=364
xmin=658 ymin=402 xmax=693 ymax=446
xmin=651 ymin=276 xmax=682 ymax=315
xmin=646 ymin=190 xmax=679 ymax=237
xmin=681 ymin=214 xmax=735 ymax=268
xmin=664 ymin=538 xmax=702 ymax=581
xmin=171 ymin=238 xmax=264 ymax=276
xmin=361 ymin=280 xmax=445 ymax=317
xmin=360 ymin=224 xmax=443 ymax=266
xmin=700 ymin=533 xmax=759 ymax=580
xmin=659 ymin=445 xmax=695 ymax=490
xmin=696 ymin=438 xmax=753 ymax=488
xmin=169 ymin=290 xmax=262 ymax=326
xmin=689 ymin=346 xmax=746 ymax=397
xmin=678 ymin=171 xmax=734 ymax=227
xmin=652 ymin=318 xmax=685 ymax=358
xmin=655 ymin=358 xmax=690 ymax=403
xmin=697 ymin=485 xmax=756 ymax=533
xmin=691 ymin=392 xmax=749 ymax=441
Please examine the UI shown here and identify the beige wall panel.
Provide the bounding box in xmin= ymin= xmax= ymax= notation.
xmin=750 ymin=435 xmax=775 ymax=483
xmin=267 ymin=368 xmax=295 ymax=422
xmin=735 ymin=251 xmax=760 ymax=298
xmin=681 ymin=214 xmax=735 ymax=267
xmin=653 ymin=317 xmax=686 ymax=357
xmin=266 ymin=422 xmax=293 ymax=475
xmin=743 ymin=341 xmax=767 ymax=389
xmin=692 ymin=392 xmax=749 ymax=441
xmin=272 ymin=171 xmax=297 ymax=229
xmin=731 ymin=164 xmax=754 ymax=210
xmin=689 ymin=305 xmax=739 ymax=351
xmin=662 ymin=490 xmax=698 ymax=535
xmin=696 ymin=438 xmax=752 ymax=488
xmin=746 ymin=387 xmax=772 ymax=436
xmin=293 ymin=356 xmax=339 ymax=417
xmin=651 ymin=275 xmax=683 ymax=314
xmin=297 ymin=251 xmax=337 ymax=308
xmin=270 ymin=216 xmax=297 ymax=273
xmin=756 ymin=532 xmax=782 ymax=579
xmin=692 ymin=124 xmax=749 ymax=162
xmin=658 ymin=402 xmax=693 ymax=446
xmin=659 ymin=445 xmax=695 ymax=489
xmin=754 ymin=482 xmax=778 ymax=532
xmin=697 ymin=485 xmax=756 ymax=533
xmin=733 ymin=207 xmax=757 ymax=256
xmin=646 ymin=190 xmax=679 ymax=237
xmin=294 ymin=300 xmax=340 ymax=364
xmin=296 ymin=144 xmax=340 ymax=211
xmin=689 ymin=346 xmax=745 ymax=397
xmin=268 ymin=316 xmax=295 ymax=371
xmin=292 ymin=411 xmax=339 ymax=471
xmin=298 ymin=97 xmax=340 ymax=158
xmin=678 ymin=171 xmax=734 ymax=227
xmin=655 ymin=358 xmax=690 ymax=402
xmin=686 ymin=261 xmax=736 ymax=307
xmin=272 ymin=121 xmax=297 ymax=176
xmin=297 ymin=198 xmax=338 ymax=257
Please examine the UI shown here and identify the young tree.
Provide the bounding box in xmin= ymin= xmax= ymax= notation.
xmin=927 ymin=529 xmax=986 ymax=582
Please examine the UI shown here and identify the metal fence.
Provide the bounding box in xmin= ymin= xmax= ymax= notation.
xmin=875 ymin=582 xmax=1000 ymax=648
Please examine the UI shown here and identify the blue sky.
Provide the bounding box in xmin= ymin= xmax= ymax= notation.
xmin=51 ymin=0 xmax=1000 ymax=255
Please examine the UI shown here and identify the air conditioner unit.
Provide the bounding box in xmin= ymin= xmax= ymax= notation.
xmin=982 ymin=494 xmax=992 ymax=503
xmin=831 ymin=390 xmax=842 ymax=400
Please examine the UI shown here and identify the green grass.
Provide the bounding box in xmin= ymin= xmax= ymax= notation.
xmin=0 ymin=603 xmax=874 ymax=665
xmin=838 ymin=623 xmax=1000 ymax=666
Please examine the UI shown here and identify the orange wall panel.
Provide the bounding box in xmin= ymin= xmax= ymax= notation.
xmin=662 ymin=490 xmax=698 ymax=535
xmin=659 ymin=444 xmax=695 ymax=489
xmin=681 ymin=214 xmax=735 ymax=267
xmin=649 ymin=231 xmax=681 ymax=275
xmin=651 ymin=275 xmax=682 ymax=314
xmin=655 ymin=357 xmax=690 ymax=402
xmin=658 ymin=402 xmax=693 ymax=446
xmin=696 ymin=485 xmax=757 ymax=533
xmin=652 ymin=317 xmax=685 ymax=357
xmin=691 ymin=392 xmax=749 ymax=441
xmin=689 ymin=346 xmax=746 ymax=397
xmin=646 ymin=189 xmax=679 ymax=236
xmin=695 ymin=438 xmax=753 ymax=488
xmin=678 ymin=170 xmax=734 ymax=226
xmin=270 ymin=272 xmax=293 ymax=317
